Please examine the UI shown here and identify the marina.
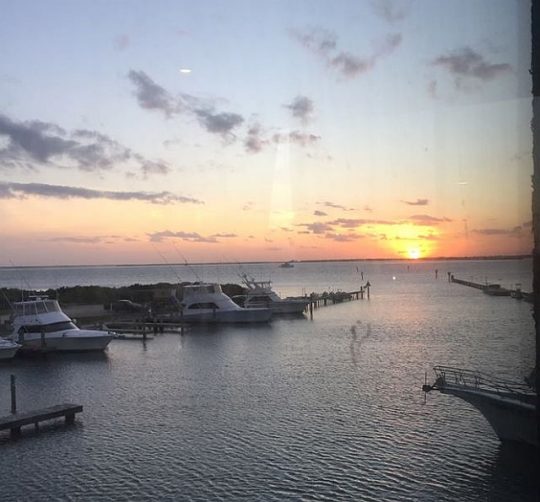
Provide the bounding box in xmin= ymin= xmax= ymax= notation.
xmin=0 ymin=259 xmax=536 ymax=501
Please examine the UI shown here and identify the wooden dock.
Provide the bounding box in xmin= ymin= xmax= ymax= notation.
xmin=0 ymin=403 xmax=83 ymax=438
xmin=307 ymin=285 xmax=370 ymax=318
xmin=450 ymin=275 xmax=529 ymax=299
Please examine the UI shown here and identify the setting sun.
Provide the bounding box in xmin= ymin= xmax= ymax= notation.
xmin=407 ymin=247 xmax=421 ymax=259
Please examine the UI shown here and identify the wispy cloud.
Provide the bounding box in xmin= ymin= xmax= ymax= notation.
xmin=244 ymin=123 xmax=269 ymax=153
xmin=371 ymin=0 xmax=413 ymax=23
xmin=0 ymin=114 xmax=170 ymax=176
xmin=194 ymin=109 xmax=244 ymax=137
xmin=127 ymin=70 xmax=179 ymax=117
xmin=273 ymin=130 xmax=320 ymax=147
xmin=284 ymin=96 xmax=314 ymax=123
xmin=401 ymin=198 xmax=429 ymax=206
xmin=317 ymin=200 xmax=355 ymax=211
xmin=313 ymin=210 xmax=327 ymax=216
xmin=432 ymin=47 xmax=511 ymax=83
xmin=113 ymin=34 xmax=130 ymax=51
xmin=408 ymin=214 xmax=451 ymax=225
xmin=291 ymin=27 xmax=401 ymax=79
xmin=473 ymin=226 xmax=523 ymax=236
xmin=325 ymin=232 xmax=363 ymax=242
xmin=298 ymin=222 xmax=334 ymax=234
xmin=0 ymin=181 xmax=203 ymax=205
xmin=46 ymin=236 xmax=103 ymax=244
xmin=127 ymin=69 xmax=244 ymax=138
xmin=147 ymin=230 xmax=218 ymax=243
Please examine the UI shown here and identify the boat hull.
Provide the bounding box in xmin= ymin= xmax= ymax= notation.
xmin=440 ymin=386 xmax=538 ymax=447
xmin=245 ymin=300 xmax=308 ymax=315
xmin=0 ymin=346 xmax=20 ymax=360
xmin=15 ymin=332 xmax=113 ymax=353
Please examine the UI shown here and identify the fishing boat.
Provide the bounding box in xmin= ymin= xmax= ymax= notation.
xmin=7 ymin=296 xmax=113 ymax=352
xmin=279 ymin=261 xmax=294 ymax=268
xmin=483 ymin=283 xmax=511 ymax=296
xmin=174 ymin=283 xmax=272 ymax=323
xmin=0 ymin=338 xmax=20 ymax=360
xmin=234 ymin=274 xmax=310 ymax=315
xmin=423 ymin=365 xmax=537 ymax=447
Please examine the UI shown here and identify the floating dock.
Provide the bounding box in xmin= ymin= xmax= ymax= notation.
xmin=0 ymin=404 xmax=83 ymax=438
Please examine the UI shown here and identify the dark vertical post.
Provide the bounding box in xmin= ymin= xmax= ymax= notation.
xmin=180 ymin=309 xmax=184 ymax=336
xmin=366 ymin=281 xmax=371 ymax=300
xmin=10 ymin=374 xmax=16 ymax=414
xmin=309 ymin=301 xmax=313 ymax=319
xmin=360 ymin=287 xmax=364 ymax=299
xmin=531 ymin=0 xmax=540 ymax=407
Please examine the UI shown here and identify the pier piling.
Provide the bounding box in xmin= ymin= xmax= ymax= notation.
xmin=10 ymin=375 xmax=16 ymax=414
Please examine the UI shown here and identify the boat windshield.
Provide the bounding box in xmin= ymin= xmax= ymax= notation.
xmin=19 ymin=321 xmax=77 ymax=333
xmin=14 ymin=300 xmax=62 ymax=316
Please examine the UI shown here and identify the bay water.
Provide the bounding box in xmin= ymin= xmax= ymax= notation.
xmin=0 ymin=259 xmax=537 ymax=501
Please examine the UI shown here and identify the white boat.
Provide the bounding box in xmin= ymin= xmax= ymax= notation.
xmin=0 ymin=338 xmax=20 ymax=360
xmin=176 ymin=283 xmax=272 ymax=323
xmin=423 ymin=366 xmax=537 ymax=447
xmin=235 ymin=274 xmax=310 ymax=315
xmin=279 ymin=261 xmax=294 ymax=268
xmin=7 ymin=296 xmax=113 ymax=352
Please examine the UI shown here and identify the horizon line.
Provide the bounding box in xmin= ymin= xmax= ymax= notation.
xmin=0 ymin=254 xmax=531 ymax=269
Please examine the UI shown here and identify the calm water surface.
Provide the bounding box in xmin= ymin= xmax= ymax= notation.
xmin=0 ymin=260 xmax=537 ymax=501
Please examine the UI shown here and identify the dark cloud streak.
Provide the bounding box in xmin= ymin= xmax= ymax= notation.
xmin=0 ymin=181 xmax=203 ymax=205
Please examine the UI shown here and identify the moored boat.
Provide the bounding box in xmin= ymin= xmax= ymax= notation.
xmin=0 ymin=338 xmax=21 ymax=360
xmin=235 ymin=274 xmax=310 ymax=315
xmin=7 ymin=296 xmax=113 ymax=352
xmin=483 ymin=283 xmax=511 ymax=296
xmin=175 ymin=283 xmax=272 ymax=323
xmin=423 ymin=365 xmax=537 ymax=447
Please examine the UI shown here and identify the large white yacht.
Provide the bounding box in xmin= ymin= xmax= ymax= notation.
xmin=176 ymin=283 xmax=272 ymax=323
xmin=234 ymin=274 xmax=310 ymax=315
xmin=0 ymin=338 xmax=21 ymax=360
xmin=7 ymin=296 xmax=113 ymax=352
xmin=423 ymin=365 xmax=537 ymax=447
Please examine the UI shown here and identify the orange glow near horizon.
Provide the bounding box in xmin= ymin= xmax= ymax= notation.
xmin=366 ymin=223 xmax=439 ymax=259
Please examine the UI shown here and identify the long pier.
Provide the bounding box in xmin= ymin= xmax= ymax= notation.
xmin=306 ymin=285 xmax=370 ymax=318
xmin=450 ymin=275 xmax=530 ymax=300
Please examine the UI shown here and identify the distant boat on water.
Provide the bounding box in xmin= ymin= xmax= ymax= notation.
xmin=279 ymin=261 xmax=294 ymax=268
xmin=423 ymin=365 xmax=537 ymax=447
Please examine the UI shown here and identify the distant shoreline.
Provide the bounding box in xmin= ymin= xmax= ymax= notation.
xmin=0 ymin=254 xmax=531 ymax=270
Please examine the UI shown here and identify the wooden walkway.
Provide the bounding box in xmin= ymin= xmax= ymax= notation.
xmin=306 ymin=286 xmax=370 ymax=317
xmin=0 ymin=404 xmax=83 ymax=438
xmin=450 ymin=275 xmax=530 ymax=299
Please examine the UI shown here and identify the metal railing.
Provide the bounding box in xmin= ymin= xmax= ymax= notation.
xmin=433 ymin=365 xmax=534 ymax=399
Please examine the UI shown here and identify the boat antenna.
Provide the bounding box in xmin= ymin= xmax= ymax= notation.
xmin=0 ymin=288 xmax=14 ymax=313
xmin=151 ymin=243 xmax=183 ymax=284
xmin=172 ymin=244 xmax=202 ymax=282
xmin=8 ymin=259 xmax=34 ymax=299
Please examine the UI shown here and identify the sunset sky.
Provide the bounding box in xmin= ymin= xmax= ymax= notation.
xmin=0 ymin=0 xmax=532 ymax=266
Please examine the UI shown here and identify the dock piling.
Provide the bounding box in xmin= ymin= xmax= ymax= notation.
xmin=10 ymin=375 xmax=16 ymax=414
